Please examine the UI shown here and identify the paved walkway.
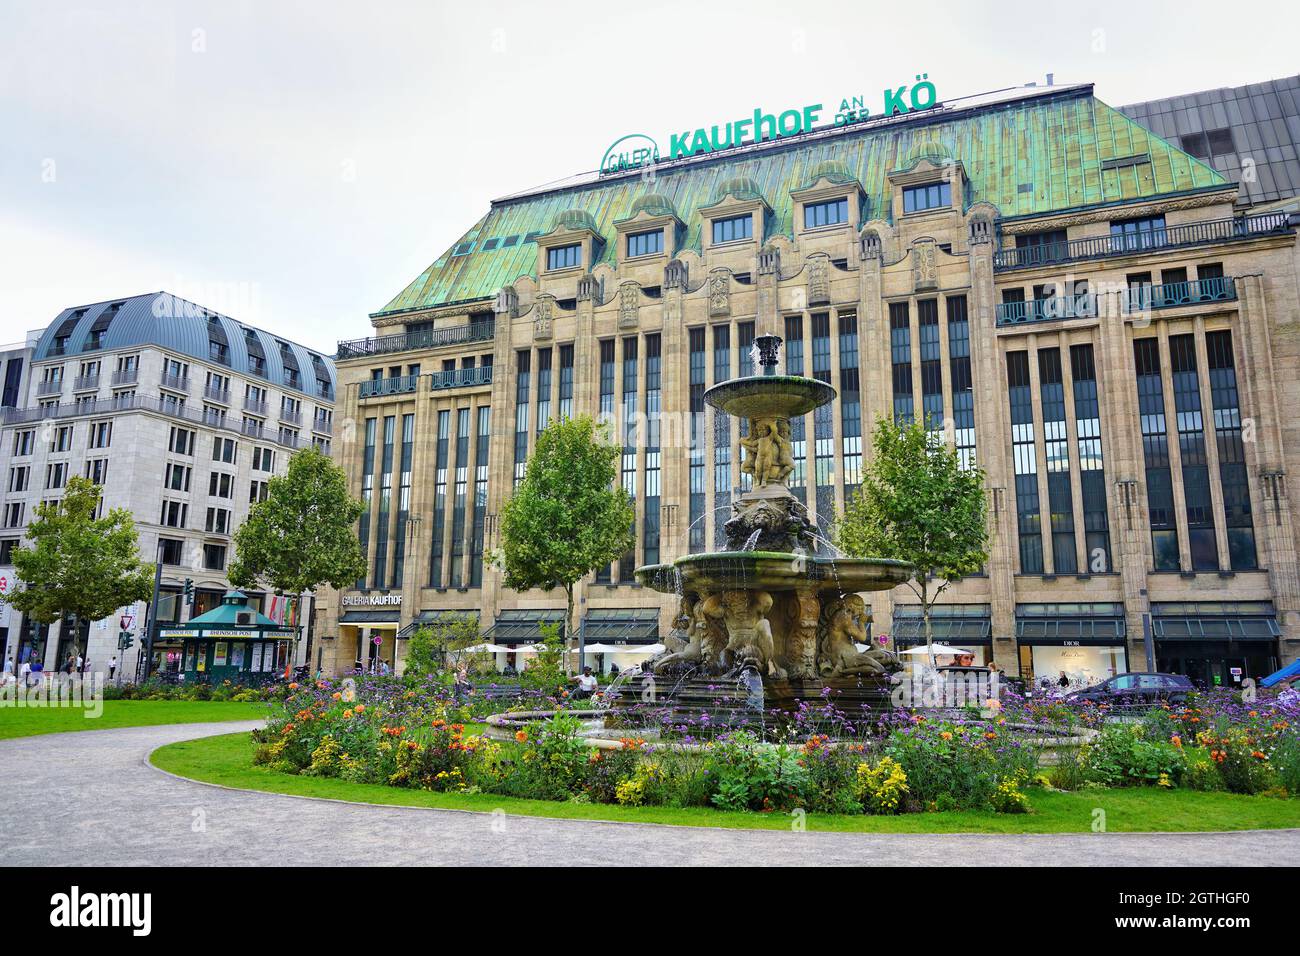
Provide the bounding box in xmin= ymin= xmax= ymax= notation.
xmin=0 ymin=721 xmax=1295 ymax=865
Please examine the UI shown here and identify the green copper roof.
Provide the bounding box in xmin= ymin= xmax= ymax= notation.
xmin=186 ymin=591 xmax=285 ymax=629
xmin=376 ymin=86 xmax=1226 ymax=317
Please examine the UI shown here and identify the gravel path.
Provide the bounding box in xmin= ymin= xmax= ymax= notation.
xmin=0 ymin=721 xmax=1294 ymax=866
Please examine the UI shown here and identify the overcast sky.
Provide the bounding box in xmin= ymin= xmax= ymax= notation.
xmin=2 ymin=0 xmax=1297 ymax=353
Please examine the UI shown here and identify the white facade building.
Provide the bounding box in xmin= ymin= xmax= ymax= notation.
xmin=0 ymin=292 xmax=336 ymax=680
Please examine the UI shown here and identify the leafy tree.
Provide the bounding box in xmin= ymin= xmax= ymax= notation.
xmin=835 ymin=418 xmax=988 ymax=664
xmin=2 ymin=476 xmax=155 ymax=653
xmin=519 ymin=621 xmax=567 ymax=697
xmin=403 ymin=614 xmax=482 ymax=680
xmin=495 ymin=416 xmax=634 ymax=670
xmin=228 ymin=446 xmax=366 ymax=609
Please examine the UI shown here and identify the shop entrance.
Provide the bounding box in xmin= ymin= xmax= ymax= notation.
xmin=1156 ymin=643 xmax=1276 ymax=689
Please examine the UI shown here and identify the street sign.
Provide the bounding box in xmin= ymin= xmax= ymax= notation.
xmin=372 ymin=636 xmax=382 ymax=646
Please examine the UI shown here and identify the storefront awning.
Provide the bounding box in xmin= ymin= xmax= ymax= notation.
xmin=482 ymin=609 xmax=567 ymax=644
xmin=340 ymin=609 xmax=401 ymax=624
xmin=579 ymin=608 xmax=659 ymax=644
xmin=1152 ymin=602 xmax=1280 ymax=642
xmin=891 ymin=605 xmax=991 ymax=645
xmin=1016 ymin=603 xmax=1127 ymax=645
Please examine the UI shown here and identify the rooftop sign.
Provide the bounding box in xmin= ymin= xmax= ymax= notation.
xmin=599 ymin=74 xmax=939 ymax=176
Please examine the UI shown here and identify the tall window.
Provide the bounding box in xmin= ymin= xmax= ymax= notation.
xmin=889 ymin=302 xmax=913 ymax=424
xmin=804 ymin=198 xmax=848 ymax=228
xmin=711 ymin=214 xmax=752 ymax=244
xmin=357 ymin=418 xmax=376 ymax=589
xmin=903 ymin=181 xmax=951 ymax=213
xmin=811 ymin=312 xmax=834 ymax=522
xmin=689 ymin=327 xmax=707 ymax=553
xmin=1134 ymin=339 xmax=1179 ymax=571
xmin=1170 ymin=334 xmax=1217 ymax=571
xmin=785 ymin=315 xmax=808 ymax=501
xmin=839 ymin=312 xmax=862 ymax=499
xmin=450 ymin=407 xmax=471 ymax=588
xmin=558 ymin=344 xmax=574 ymax=420
xmin=947 ymin=296 xmax=976 ymax=469
xmin=1038 ymin=349 xmax=1076 ymax=574
xmin=1110 ymin=215 xmax=1167 ymax=253
xmin=643 ymin=334 xmax=662 ymax=568
xmin=535 ymin=348 xmax=552 ymax=434
xmin=1007 ymin=352 xmax=1043 ymax=574
xmin=620 ymin=336 xmax=639 ymax=582
xmin=712 ymin=325 xmax=731 ymax=549
xmin=470 ymin=406 xmax=491 ymax=586
xmin=392 ymin=414 xmax=414 ymax=587
xmin=918 ymin=299 xmax=943 ymax=438
xmin=597 ymin=340 xmax=616 ymax=583
xmin=627 ymin=229 xmax=663 ymax=258
xmin=546 ymin=243 xmax=581 ymax=270
xmin=1206 ymin=330 xmax=1256 ymax=570
xmin=1071 ymin=344 xmax=1111 ymax=573
xmin=429 ymin=410 xmax=450 ymax=588
xmin=373 ymin=416 xmax=394 ymax=587
xmin=513 ymin=350 xmax=530 ymax=487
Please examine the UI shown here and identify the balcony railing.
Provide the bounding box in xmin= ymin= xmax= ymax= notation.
xmin=242 ymin=420 xmax=266 ymax=439
xmin=996 ymin=294 xmax=1097 ymax=326
xmin=337 ymin=320 xmax=496 ymax=359
xmin=429 ymin=366 xmax=494 ymax=390
xmin=0 ymin=394 xmax=305 ymax=448
xmin=993 ymin=212 xmax=1293 ymax=271
xmin=359 ymin=374 xmax=420 ymax=398
xmin=160 ymin=372 xmax=190 ymax=392
xmin=73 ymin=374 xmax=100 ymax=391
xmin=111 ymin=368 xmax=138 ymax=386
xmin=36 ymin=379 xmax=62 ymax=396
xmin=312 ymin=417 xmax=333 ymax=435
xmin=244 ymin=397 xmax=268 ymax=415
xmin=279 ymin=409 xmax=303 ymax=426
xmin=203 ymin=386 xmax=231 ymax=404
xmin=1122 ymin=276 xmax=1237 ymax=313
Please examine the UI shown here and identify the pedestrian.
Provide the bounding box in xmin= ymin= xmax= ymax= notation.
xmin=108 ymin=656 xmax=118 ymax=681
xmin=19 ymin=658 xmax=31 ymax=687
xmin=2 ymin=654 xmax=12 ymax=680
xmin=75 ymin=652 xmax=84 ymax=673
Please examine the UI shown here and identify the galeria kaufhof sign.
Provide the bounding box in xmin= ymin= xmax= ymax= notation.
xmin=599 ymin=74 xmax=939 ymax=176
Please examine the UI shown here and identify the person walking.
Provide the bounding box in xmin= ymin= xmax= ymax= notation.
xmin=2 ymin=654 xmax=12 ymax=681
xmin=108 ymin=656 xmax=118 ymax=681
xmin=18 ymin=658 xmax=30 ymax=687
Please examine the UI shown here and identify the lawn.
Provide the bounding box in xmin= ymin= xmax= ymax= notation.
xmin=0 ymin=700 xmax=271 ymax=740
xmin=152 ymin=731 xmax=1300 ymax=834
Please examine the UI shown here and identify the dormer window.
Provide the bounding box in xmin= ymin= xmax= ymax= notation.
xmin=803 ymin=198 xmax=848 ymax=228
xmin=627 ymin=229 xmax=664 ymax=258
xmin=903 ymin=182 xmax=951 ymax=213
xmin=711 ymin=214 xmax=753 ymax=244
xmin=546 ymin=243 xmax=582 ymax=271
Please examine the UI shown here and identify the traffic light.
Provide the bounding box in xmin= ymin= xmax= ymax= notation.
xmin=118 ymin=631 xmax=134 ymax=651
xmin=183 ymin=578 xmax=194 ymax=606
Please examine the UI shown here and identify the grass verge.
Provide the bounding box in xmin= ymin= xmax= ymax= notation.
xmin=0 ymin=700 xmax=271 ymax=740
xmin=151 ymin=731 xmax=1300 ymax=833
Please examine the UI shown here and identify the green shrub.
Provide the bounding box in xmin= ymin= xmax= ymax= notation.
xmin=1083 ymin=725 xmax=1187 ymax=787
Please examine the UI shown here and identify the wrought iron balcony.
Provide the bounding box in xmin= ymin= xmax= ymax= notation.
xmin=312 ymin=416 xmax=333 ymax=435
xmin=359 ymin=374 xmax=420 ymax=399
xmin=111 ymin=368 xmax=138 ymax=386
xmin=996 ymin=293 xmax=1097 ymax=326
xmin=73 ymin=374 xmax=100 ymax=391
xmin=37 ymin=379 xmax=62 ymax=396
xmin=279 ymin=408 xmax=303 ymax=426
xmin=203 ymin=385 xmax=231 ymax=404
xmin=160 ymin=372 xmax=190 ymax=392
xmin=1121 ymin=275 xmax=1237 ymax=313
xmin=241 ymin=420 xmax=266 ymax=439
xmin=428 ymin=366 xmax=494 ymax=390
xmin=244 ymin=397 xmax=268 ymax=415
xmin=993 ymin=212 xmax=1292 ymax=271
xmin=337 ymin=320 xmax=495 ymax=360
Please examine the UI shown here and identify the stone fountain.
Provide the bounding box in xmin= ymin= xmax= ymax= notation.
xmin=628 ymin=334 xmax=913 ymax=725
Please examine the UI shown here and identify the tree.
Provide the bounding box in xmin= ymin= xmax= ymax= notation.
xmin=228 ymin=446 xmax=366 ymax=611
xmin=495 ymin=416 xmax=634 ymax=671
xmin=404 ymin=614 xmax=482 ymax=680
xmin=3 ymin=476 xmax=155 ymax=655
xmin=834 ymin=418 xmax=988 ymax=665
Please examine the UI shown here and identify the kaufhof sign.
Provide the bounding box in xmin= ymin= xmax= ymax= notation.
xmin=342 ymin=593 xmax=402 ymax=607
xmin=599 ymin=74 xmax=939 ymax=175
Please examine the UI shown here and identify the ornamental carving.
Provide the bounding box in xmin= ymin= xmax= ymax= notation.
xmin=911 ymin=239 xmax=939 ymax=291
xmin=708 ymin=271 xmax=731 ymax=317
xmin=618 ymin=282 xmax=640 ymax=329
xmin=532 ymin=295 xmax=554 ymax=340
xmin=999 ymin=192 xmax=1226 ymax=234
xmin=807 ymin=254 xmax=830 ymax=305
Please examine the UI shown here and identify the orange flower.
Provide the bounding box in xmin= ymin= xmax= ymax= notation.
xmin=354 ymin=704 xmax=365 ymax=714
xmin=1170 ymin=735 xmax=1182 ymax=748
xmin=1251 ymin=750 xmax=1268 ymax=760
xmin=332 ymin=692 xmax=342 ymax=700
xmin=940 ymin=731 xmax=953 ymax=740
xmin=288 ymin=682 xmax=299 ymax=690
xmin=984 ymin=731 xmax=997 ymax=740
xmin=515 ymin=730 xmax=528 ymax=743
xmin=343 ymin=709 xmax=354 ymax=719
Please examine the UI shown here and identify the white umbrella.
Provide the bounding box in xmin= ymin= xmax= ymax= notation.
xmin=573 ymin=643 xmax=623 ymax=654
xmin=899 ymin=643 xmax=970 ymax=656
xmin=621 ymin=643 xmax=665 ymax=656
xmin=462 ymin=643 xmax=511 ymax=654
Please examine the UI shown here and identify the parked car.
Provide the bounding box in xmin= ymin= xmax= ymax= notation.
xmin=1065 ymin=672 xmax=1195 ymax=706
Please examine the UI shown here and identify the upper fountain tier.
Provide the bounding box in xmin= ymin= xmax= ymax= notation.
xmin=704 ymin=374 xmax=836 ymax=421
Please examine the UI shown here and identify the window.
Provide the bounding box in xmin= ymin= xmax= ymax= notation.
xmin=711 ymin=214 xmax=753 ymax=244
xmin=45 ymin=462 xmax=68 ymax=490
xmin=169 ymin=427 xmax=195 ymax=455
xmin=12 ymin=430 xmax=35 ymax=456
xmin=8 ymin=465 xmax=30 ymax=493
xmin=627 ymin=229 xmax=664 ymax=258
xmin=804 ymin=198 xmax=849 ymax=229
xmin=252 ymin=447 xmax=275 ymax=471
xmin=249 ymin=479 xmax=269 ymax=503
xmin=211 ymin=437 xmax=237 ymax=464
xmin=205 ymin=507 xmax=231 ymax=534
xmin=0 ymin=538 xmax=17 ymax=563
xmin=51 ymin=426 xmax=73 ymax=453
xmin=203 ymin=543 xmax=226 ymax=571
xmin=160 ymin=500 xmax=188 ymax=528
xmin=84 ymin=458 xmax=108 ymax=484
xmin=1206 ymin=330 xmax=1256 ymax=571
xmin=158 ymin=538 xmax=184 ymax=565
xmin=903 ymin=181 xmax=951 ymax=213
xmin=2 ymin=502 xmax=24 ymax=529
xmin=546 ymin=243 xmax=581 ymax=270
xmin=1134 ymin=339 xmax=1179 ymax=571
xmin=1110 ymin=215 xmax=1167 ymax=252
xmin=164 ymin=463 xmax=191 ymax=492
xmin=1007 ymin=351 xmax=1043 ymax=574
xmin=208 ymin=472 xmax=234 ymax=499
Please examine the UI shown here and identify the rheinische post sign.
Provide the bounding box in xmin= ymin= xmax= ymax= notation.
xmin=599 ymin=74 xmax=939 ymax=176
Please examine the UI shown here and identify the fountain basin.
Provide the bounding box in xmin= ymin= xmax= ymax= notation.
xmin=704 ymin=375 xmax=836 ymax=419
xmin=636 ymin=552 xmax=913 ymax=594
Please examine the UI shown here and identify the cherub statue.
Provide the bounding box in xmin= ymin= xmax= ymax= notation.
xmin=740 ymin=417 xmax=786 ymax=486
xmin=701 ymin=590 xmax=786 ymax=679
xmin=818 ymin=594 xmax=898 ymax=677
xmin=654 ymin=594 xmax=726 ymax=673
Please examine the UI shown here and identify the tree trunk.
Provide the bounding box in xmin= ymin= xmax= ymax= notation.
xmin=565 ymin=584 xmax=576 ymax=677
xmin=920 ymin=578 xmax=935 ymax=668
